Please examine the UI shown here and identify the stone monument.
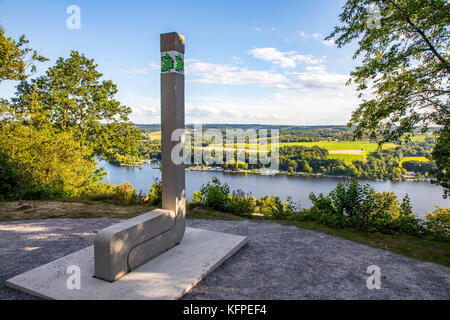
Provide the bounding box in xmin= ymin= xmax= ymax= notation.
xmin=93 ymin=32 xmax=187 ymax=282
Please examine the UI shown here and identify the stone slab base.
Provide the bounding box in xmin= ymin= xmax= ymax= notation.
xmin=5 ymin=227 xmax=247 ymax=300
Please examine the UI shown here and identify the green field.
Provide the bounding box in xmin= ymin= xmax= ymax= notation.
xmin=153 ymin=134 xmax=404 ymax=165
xmin=147 ymin=131 xmax=161 ymax=140
xmin=400 ymin=157 xmax=430 ymax=165
xmin=328 ymin=154 xmax=364 ymax=164
xmin=409 ymin=135 xmax=428 ymax=142
xmin=279 ymin=141 xmax=397 ymax=152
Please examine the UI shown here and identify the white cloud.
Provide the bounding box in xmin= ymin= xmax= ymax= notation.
xmin=148 ymin=61 xmax=160 ymax=70
xmin=248 ymin=47 xmax=324 ymax=68
xmin=124 ymin=61 xmax=160 ymax=75
xmin=187 ymin=60 xmax=288 ymax=85
xmin=123 ymin=89 xmax=358 ymax=125
xmin=119 ymin=93 xmax=160 ymax=124
xmin=120 ymin=65 xmax=356 ymax=125
xmin=187 ymin=58 xmax=350 ymax=92
xmin=305 ymin=65 xmax=327 ymax=73
xmin=185 ymin=89 xmax=358 ymax=125
xmin=277 ymin=71 xmax=349 ymax=90
xmin=186 ymin=97 xmax=284 ymax=124
xmin=298 ymin=30 xmax=335 ymax=47
xmin=253 ymin=27 xmax=262 ymax=32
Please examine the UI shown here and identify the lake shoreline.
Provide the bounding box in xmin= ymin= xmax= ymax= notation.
xmin=130 ymin=162 xmax=432 ymax=183
xmin=99 ymin=161 xmax=448 ymax=218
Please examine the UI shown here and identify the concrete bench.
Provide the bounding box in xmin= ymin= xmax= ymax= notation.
xmin=94 ymin=209 xmax=185 ymax=282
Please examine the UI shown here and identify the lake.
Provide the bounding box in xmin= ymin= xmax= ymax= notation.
xmin=98 ymin=161 xmax=449 ymax=218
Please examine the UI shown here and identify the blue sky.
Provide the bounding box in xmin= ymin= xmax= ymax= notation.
xmin=0 ymin=0 xmax=361 ymax=125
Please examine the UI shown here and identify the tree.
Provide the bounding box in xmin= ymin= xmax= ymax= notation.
xmin=9 ymin=50 xmax=141 ymax=160
xmin=328 ymin=0 xmax=449 ymax=195
xmin=0 ymin=26 xmax=47 ymax=83
xmin=0 ymin=123 xmax=99 ymax=199
xmin=430 ymin=121 xmax=450 ymax=197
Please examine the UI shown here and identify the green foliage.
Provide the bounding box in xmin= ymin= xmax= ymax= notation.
xmin=228 ymin=189 xmax=256 ymax=215
xmin=328 ymin=0 xmax=449 ymax=192
xmin=148 ymin=178 xmax=162 ymax=206
xmin=114 ymin=182 xmax=140 ymax=204
xmin=192 ymin=178 xmax=299 ymax=217
xmin=328 ymin=180 xmax=371 ymax=218
xmin=0 ymin=124 xmax=98 ymax=200
xmin=424 ymin=207 xmax=450 ymax=241
xmin=191 ymin=179 xmax=450 ymax=241
xmin=256 ymin=195 xmax=284 ymax=217
xmin=83 ymin=181 xmax=141 ymax=205
xmin=308 ymin=181 xmax=449 ymax=240
xmin=430 ymin=121 xmax=450 ymax=198
xmin=402 ymin=160 xmax=434 ymax=174
xmin=9 ymin=50 xmax=141 ymax=160
xmin=0 ymin=44 xmax=145 ymax=201
xmin=194 ymin=177 xmax=230 ymax=211
xmin=0 ymin=25 xmax=47 ymax=82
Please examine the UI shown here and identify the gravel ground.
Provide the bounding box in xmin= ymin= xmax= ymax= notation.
xmin=1 ymin=218 xmax=449 ymax=300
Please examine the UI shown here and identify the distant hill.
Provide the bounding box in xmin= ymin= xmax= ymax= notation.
xmin=134 ymin=124 xmax=349 ymax=132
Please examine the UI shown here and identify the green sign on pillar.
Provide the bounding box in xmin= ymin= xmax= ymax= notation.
xmin=161 ymin=50 xmax=184 ymax=74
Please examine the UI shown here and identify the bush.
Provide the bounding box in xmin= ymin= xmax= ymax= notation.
xmin=84 ymin=181 xmax=141 ymax=205
xmin=424 ymin=207 xmax=450 ymax=241
xmin=0 ymin=124 xmax=98 ymax=200
xmin=192 ymin=178 xmax=448 ymax=242
xmin=148 ymin=178 xmax=162 ymax=205
xmin=228 ymin=189 xmax=256 ymax=215
xmin=193 ymin=177 xmax=230 ymax=211
xmin=309 ymin=181 xmax=427 ymax=236
xmin=114 ymin=182 xmax=140 ymax=204
xmin=193 ymin=178 xmax=298 ymax=217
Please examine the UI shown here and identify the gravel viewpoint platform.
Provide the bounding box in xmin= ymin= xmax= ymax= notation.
xmin=1 ymin=218 xmax=449 ymax=300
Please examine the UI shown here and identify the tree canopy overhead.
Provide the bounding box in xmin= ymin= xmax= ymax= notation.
xmin=328 ymin=0 xmax=449 ymax=196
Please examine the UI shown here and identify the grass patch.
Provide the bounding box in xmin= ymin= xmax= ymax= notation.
xmin=0 ymin=200 xmax=155 ymax=220
xmin=207 ymin=140 xmax=397 ymax=154
xmin=328 ymin=154 xmax=364 ymax=164
xmin=408 ymin=135 xmax=428 ymax=142
xmin=400 ymin=156 xmax=430 ymax=165
xmin=280 ymin=141 xmax=397 ymax=152
xmin=147 ymin=131 xmax=161 ymax=140
xmin=187 ymin=204 xmax=246 ymax=221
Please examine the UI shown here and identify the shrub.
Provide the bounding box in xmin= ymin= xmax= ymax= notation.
xmin=194 ymin=177 xmax=230 ymax=211
xmin=256 ymin=195 xmax=283 ymax=217
xmin=0 ymin=124 xmax=98 ymax=200
xmin=255 ymin=195 xmax=297 ymax=219
xmin=191 ymin=178 xmax=448 ymax=242
xmin=228 ymin=189 xmax=256 ymax=215
xmin=328 ymin=180 xmax=371 ymax=218
xmin=309 ymin=181 xmax=425 ymax=236
xmin=148 ymin=178 xmax=162 ymax=205
xmin=424 ymin=207 xmax=450 ymax=241
xmin=114 ymin=182 xmax=140 ymax=204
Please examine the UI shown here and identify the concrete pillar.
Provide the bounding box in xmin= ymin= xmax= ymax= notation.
xmin=160 ymin=32 xmax=186 ymax=221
